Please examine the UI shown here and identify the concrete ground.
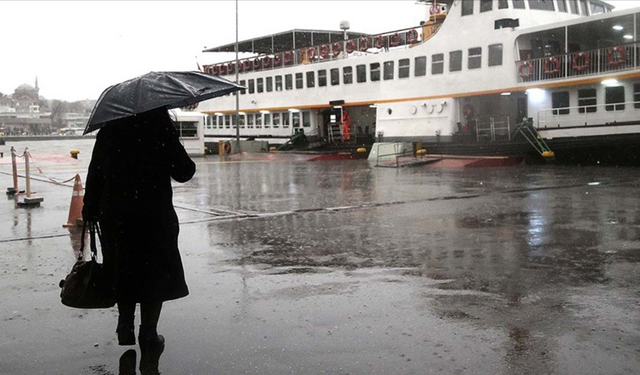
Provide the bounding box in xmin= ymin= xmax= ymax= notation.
xmin=1 ymin=139 xmax=640 ymax=375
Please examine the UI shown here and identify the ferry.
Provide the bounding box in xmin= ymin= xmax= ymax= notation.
xmin=199 ymin=0 xmax=640 ymax=164
xmin=170 ymin=109 xmax=205 ymax=156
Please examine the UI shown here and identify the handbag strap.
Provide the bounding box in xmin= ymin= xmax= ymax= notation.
xmin=78 ymin=220 xmax=102 ymax=261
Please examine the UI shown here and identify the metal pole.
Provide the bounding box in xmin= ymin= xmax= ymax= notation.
xmin=11 ymin=146 xmax=18 ymax=191
xmin=24 ymin=148 xmax=31 ymax=198
xmin=235 ymin=0 xmax=240 ymax=148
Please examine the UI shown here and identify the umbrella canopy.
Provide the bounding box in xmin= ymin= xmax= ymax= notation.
xmin=84 ymin=71 xmax=243 ymax=134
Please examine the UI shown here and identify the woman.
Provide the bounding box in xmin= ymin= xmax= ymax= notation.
xmin=83 ymin=107 xmax=195 ymax=371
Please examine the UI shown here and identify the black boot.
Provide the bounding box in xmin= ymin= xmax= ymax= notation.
xmin=119 ymin=349 xmax=137 ymax=375
xmin=139 ymin=326 xmax=165 ymax=375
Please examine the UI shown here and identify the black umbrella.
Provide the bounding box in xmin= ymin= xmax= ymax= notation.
xmin=83 ymin=71 xmax=243 ymax=134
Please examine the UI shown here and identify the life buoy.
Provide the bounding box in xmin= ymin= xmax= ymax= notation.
xmin=572 ymin=52 xmax=590 ymax=71
xmin=254 ymin=58 xmax=261 ymax=70
xmin=360 ymin=37 xmax=370 ymax=51
xmin=274 ymin=53 xmax=282 ymax=66
xmin=227 ymin=62 xmax=235 ymax=74
xmin=345 ymin=39 xmax=356 ymax=54
xmin=319 ymin=44 xmax=330 ymax=58
xmin=244 ymin=59 xmax=252 ymax=71
xmin=223 ymin=142 xmax=231 ymax=154
xmin=263 ymin=55 xmax=271 ymax=68
xmin=389 ymin=33 xmax=401 ymax=47
xmin=332 ymin=42 xmax=342 ymax=56
xmin=219 ymin=64 xmax=226 ymax=75
xmin=463 ymin=103 xmax=475 ymax=118
xmin=518 ymin=61 xmax=533 ymax=78
xmin=284 ymin=51 xmax=293 ymax=65
xmin=374 ymin=35 xmax=385 ymax=49
xmin=607 ymin=46 xmax=626 ymax=66
xmin=544 ymin=56 xmax=559 ymax=74
xmin=307 ymin=47 xmax=317 ymax=60
xmin=406 ymin=29 xmax=418 ymax=44
xmin=237 ymin=62 xmax=243 ymax=73
xmin=212 ymin=65 xmax=219 ymax=75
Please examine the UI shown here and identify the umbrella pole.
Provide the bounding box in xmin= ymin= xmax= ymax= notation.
xmin=235 ymin=0 xmax=240 ymax=151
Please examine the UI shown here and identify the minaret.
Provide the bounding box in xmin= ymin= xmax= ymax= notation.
xmin=35 ymin=76 xmax=39 ymax=94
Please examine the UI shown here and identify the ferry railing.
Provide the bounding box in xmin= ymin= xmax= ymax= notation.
xmin=474 ymin=115 xmax=511 ymax=142
xmin=517 ymin=42 xmax=638 ymax=83
xmin=536 ymin=100 xmax=640 ymax=129
xmin=205 ymin=25 xmax=431 ymax=76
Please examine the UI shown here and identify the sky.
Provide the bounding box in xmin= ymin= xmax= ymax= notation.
xmin=2 ymin=0 xmax=640 ymax=102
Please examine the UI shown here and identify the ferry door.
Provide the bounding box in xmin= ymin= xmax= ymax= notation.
xmin=517 ymin=96 xmax=528 ymax=123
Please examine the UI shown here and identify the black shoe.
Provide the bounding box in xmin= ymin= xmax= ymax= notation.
xmin=139 ymin=334 xmax=165 ymax=375
xmin=119 ymin=349 xmax=137 ymax=375
xmin=117 ymin=324 xmax=136 ymax=346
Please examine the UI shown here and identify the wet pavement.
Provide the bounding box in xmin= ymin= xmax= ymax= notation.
xmin=1 ymin=139 xmax=640 ymax=374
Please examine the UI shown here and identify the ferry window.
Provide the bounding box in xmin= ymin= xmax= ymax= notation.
xmin=285 ymin=74 xmax=293 ymax=90
xmin=344 ymin=66 xmax=353 ymax=84
xmin=468 ymin=47 xmax=482 ymax=69
xmin=292 ymin=112 xmax=301 ymax=128
xmin=296 ymin=73 xmax=303 ymax=89
xmin=216 ymin=115 xmax=222 ymax=128
xmin=306 ymin=71 xmax=315 ymax=88
xmin=331 ymin=68 xmax=340 ymax=85
xmin=568 ymin=0 xmax=578 ymax=14
xmin=578 ymin=89 xmax=597 ymax=113
xmin=239 ymin=80 xmax=246 ymax=95
xmin=488 ymin=44 xmax=503 ymax=66
xmin=513 ymin=0 xmax=525 ymax=9
xmin=432 ymin=54 xmax=444 ymax=74
xmin=318 ymin=70 xmax=327 ymax=87
xmin=481 ymin=0 xmax=492 ymax=12
xmin=383 ymin=61 xmax=394 ymax=80
xmin=462 ymin=0 xmax=473 ymax=16
xmin=273 ymin=112 xmax=280 ymax=128
xmin=248 ymin=79 xmax=255 ymax=94
xmin=356 ymin=64 xmax=367 ymax=82
xmin=399 ymin=59 xmax=410 ymax=78
xmin=529 ymin=0 xmax=555 ymax=11
xmin=303 ymin=111 xmax=311 ymax=127
xmin=590 ymin=2 xmax=605 ymax=15
xmin=176 ymin=121 xmax=198 ymax=138
xmin=264 ymin=113 xmax=271 ymax=128
xmin=256 ymin=114 xmax=262 ymax=128
xmin=208 ymin=115 xmax=216 ymax=129
xmin=499 ymin=0 xmax=509 ymax=9
xmin=605 ymin=86 xmax=625 ymax=111
xmin=415 ymin=56 xmax=427 ymax=76
xmin=449 ymin=50 xmax=462 ymax=72
xmin=231 ymin=114 xmax=237 ymax=128
xmin=257 ymin=78 xmax=264 ymax=93
xmin=579 ymin=0 xmax=588 ymax=15
xmin=275 ymin=76 xmax=282 ymax=91
xmin=557 ymin=0 xmax=567 ymax=12
xmin=266 ymin=77 xmax=273 ymax=92
xmin=634 ymin=84 xmax=640 ymax=109
xmin=247 ymin=113 xmax=254 ymax=128
xmin=552 ymin=91 xmax=570 ymax=115
xmin=282 ymin=112 xmax=290 ymax=128
xmin=238 ymin=114 xmax=245 ymax=128
xmin=225 ymin=115 xmax=230 ymax=128
xmin=370 ymin=63 xmax=381 ymax=81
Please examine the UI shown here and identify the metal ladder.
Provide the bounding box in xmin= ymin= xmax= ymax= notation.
xmin=328 ymin=122 xmax=342 ymax=143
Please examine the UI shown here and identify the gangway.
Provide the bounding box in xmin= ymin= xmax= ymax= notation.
xmin=512 ymin=119 xmax=555 ymax=159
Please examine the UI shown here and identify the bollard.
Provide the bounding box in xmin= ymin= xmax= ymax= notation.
xmin=6 ymin=147 xmax=18 ymax=196
xmin=18 ymin=148 xmax=43 ymax=208
xmin=70 ymin=149 xmax=80 ymax=159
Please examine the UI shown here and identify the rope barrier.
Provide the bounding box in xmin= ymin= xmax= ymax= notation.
xmin=24 ymin=150 xmax=78 ymax=185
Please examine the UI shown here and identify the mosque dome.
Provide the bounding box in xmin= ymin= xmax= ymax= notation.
xmin=16 ymin=84 xmax=36 ymax=92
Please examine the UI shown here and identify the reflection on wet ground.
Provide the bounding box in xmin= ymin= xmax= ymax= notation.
xmin=1 ymin=139 xmax=640 ymax=374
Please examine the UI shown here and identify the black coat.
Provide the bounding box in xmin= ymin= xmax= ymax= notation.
xmin=83 ymin=114 xmax=196 ymax=303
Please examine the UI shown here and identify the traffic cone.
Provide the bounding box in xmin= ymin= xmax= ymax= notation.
xmin=63 ymin=174 xmax=84 ymax=228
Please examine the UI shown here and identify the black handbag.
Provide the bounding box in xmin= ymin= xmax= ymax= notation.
xmin=59 ymin=221 xmax=116 ymax=308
